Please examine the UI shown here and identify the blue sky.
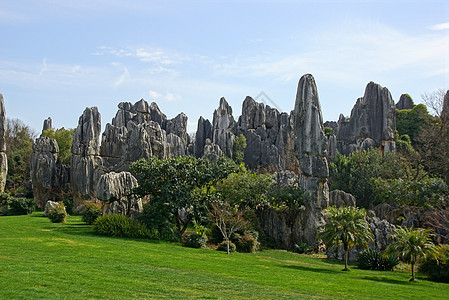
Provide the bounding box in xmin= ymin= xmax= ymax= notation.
xmin=1 ymin=0 xmax=448 ymax=134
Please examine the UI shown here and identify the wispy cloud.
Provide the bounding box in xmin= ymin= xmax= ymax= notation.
xmin=429 ymin=22 xmax=449 ymax=31
xmin=94 ymin=46 xmax=185 ymax=65
xmin=39 ymin=58 xmax=47 ymax=76
xmin=149 ymin=90 xmax=180 ymax=102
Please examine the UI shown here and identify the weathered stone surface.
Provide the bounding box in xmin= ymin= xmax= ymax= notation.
xmin=273 ymin=170 xmax=299 ymax=187
xmin=71 ymin=107 xmax=104 ymax=204
xmin=166 ymin=112 xmax=189 ymax=149
xmin=327 ymin=135 xmax=337 ymax=157
xmin=96 ymin=171 xmax=142 ymax=219
xmin=43 ymin=200 xmax=58 ymax=217
xmin=335 ymin=82 xmax=396 ymax=155
xmin=0 ymin=93 xmax=7 ymax=192
xmin=442 ymin=90 xmax=449 ymax=125
xmin=329 ymin=190 xmax=356 ymax=207
xmin=30 ymin=137 xmax=70 ymax=208
xmin=42 ymin=117 xmax=52 ymax=135
xmin=212 ymin=97 xmax=235 ymax=157
xmin=194 ymin=116 xmax=212 ymax=158
xmin=202 ymin=138 xmax=222 ymax=163
xmin=396 ymin=94 xmax=414 ymax=110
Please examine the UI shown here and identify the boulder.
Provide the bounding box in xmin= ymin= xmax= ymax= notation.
xmin=30 ymin=137 xmax=70 ymax=208
xmin=329 ymin=190 xmax=356 ymax=208
xmin=396 ymin=94 xmax=414 ymax=110
xmin=43 ymin=200 xmax=59 ymax=217
xmin=0 ymin=94 xmax=7 ymax=192
xmin=96 ymin=171 xmax=142 ymax=219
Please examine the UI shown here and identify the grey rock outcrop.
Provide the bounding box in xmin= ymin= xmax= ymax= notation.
xmin=42 ymin=117 xmax=52 ymax=136
xmin=202 ymin=138 xmax=223 ymax=162
xmin=292 ymin=74 xmax=329 ymax=246
xmin=212 ymin=97 xmax=235 ymax=157
xmin=43 ymin=200 xmax=58 ymax=217
xmin=329 ymin=190 xmax=356 ymax=207
xmin=96 ymin=171 xmax=142 ymax=219
xmin=333 ymin=82 xmax=396 ymax=155
xmin=442 ymin=90 xmax=449 ymax=125
xmin=0 ymin=94 xmax=6 ymax=192
xmin=194 ymin=117 xmax=212 ymax=157
xmin=30 ymin=137 xmax=70 ymax=208
xmin=71 ymin=107 xmax=105 ymax=204
xmin=396 ymin=94 xmax=414 ymax=110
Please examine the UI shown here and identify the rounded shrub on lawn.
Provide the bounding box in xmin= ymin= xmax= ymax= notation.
xmin=4 ymin=197 xmax=35 ymax=215
xmin=419 ymin=244 xmax=449 ymax=283
xmin=185 ymin=232 xmax=208 ymax=248
xmin=93 ymin=214 xmax=156 ymax=239
xmin=48 ymin=202 xmax=68 ymax=223
xmin=237 ymin=234 xmax=259 ymax=253
xmin=82 ymin=203 xmax=102 ymax=225
xmin=217 ymin=240 xmax=236 ymax=253
xmin=357 ymin=248 xmax=399 ymax=271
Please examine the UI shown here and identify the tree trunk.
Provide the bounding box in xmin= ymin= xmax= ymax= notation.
xmin=410 ymin=262 xmax=415 ymax=281
xmin=226 ymin=239 xmax=230 ymax=255
xmin=343 ymin=247 xmax=349 ymax=271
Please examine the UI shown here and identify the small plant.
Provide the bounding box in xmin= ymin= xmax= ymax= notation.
xmin=93 ymin=214 xmax=156 ymax=239
xmin=294 ymin=242 xmax=311 ymax=254
xmin=357 ymin=248 xmax=399 ymax=271
xmin=419 ymin=244 xmax=449 ymax=283
xmin=185 ymin=232 xmax=208 ymax=248
xmin=237 ymin=234 xmax=259 ymax=253
xmin=82 ymin=203 xmax=102 ymax=225
xmin=48 ymin=202 xmax=68 ymax=223
xmin=217 ymin=240 xmax=236 ymax=253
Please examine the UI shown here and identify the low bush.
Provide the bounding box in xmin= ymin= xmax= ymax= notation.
xmin=237 ymin=234 xmax=259 ymax=253
xmin=294 ymin=242 xmax=311 ymax=254
xmin=138 ymin=202 xmax=180 ymax=242
xmin=48 ymin=202 xmax=68 ymax=223
xmin=82 ymin=203 xmax=102 ymax=225
xmin=357 ymin=248 xmax=399 ymax=271
xmin=3 ymin=197 xmax=35 ymax=215
xmin=217 ymin=240 xmax=236 ymax=253
xmin=185 ymin=233 xmax=208 ymax=248
xmin=419 ymin=244 xmax=449 ymax=283
xmin=93 ymin=214 xmax=156 ymax=239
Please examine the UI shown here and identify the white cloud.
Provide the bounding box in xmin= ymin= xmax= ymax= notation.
xmin=149 ymin=90 xmax=180 ymax=102
xmin=429 ymin=22 xmax=449 ymax=31
xmin=113 ymin=66 xmax=130 ymax=88
xmin=39 ymin=58 xmax=47 ymax=76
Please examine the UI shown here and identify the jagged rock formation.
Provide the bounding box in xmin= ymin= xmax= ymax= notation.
xmin=0 ymin=94 xmax=7 ymax=192
xmin=212 ymin=97 xmax=235 ymax=157
xmin=292 ymin=74 xmax=329 ymax=246
xmin=71 ymin=107 xmax=105 ymax=205
xmin=396 ymin=94 xmax=414 ymax=110
xmin=329 ymin=190 xmax=356 ymax=208
xmin=30 ymin=137 xmax=70 ymax=208
xmin=328 ymin=82 xmax=396 ymax=156
xmin=194 ymin=117 xmax=212 ymax=157
xmin=42 ymin=117 xmax=52 ymax=135
xmin=202 ymin=138 xmax=222 ymax=163
xmin=96 ymin=171 xmax=142 ymax=219
xmin=442 ymin=90 xmax=449 ymax=125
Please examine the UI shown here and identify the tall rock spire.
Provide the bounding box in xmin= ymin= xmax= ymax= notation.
xmin=0 ymin=93 xmax=7 ymax=192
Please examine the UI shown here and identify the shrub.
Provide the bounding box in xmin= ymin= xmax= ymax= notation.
xmin=357 ymin=248 xmax=399 ymax=271
xmin=138 ymin=202 xmax=180 ymax=242
xmin=419 ymin=244 xmax=449 ymax=283
xmin=185 ymin=233 xmax=208 ymax=248
xmin=2 ymin=197 xmax=35 ymax=215
xmin=208 ymin=225 xmax=224 ymax=244
xmin=217 ymin=240 xmax=236 ymax=253
xmin=237 ymin=234 xmax=259 ymax=253
xmin=93 ymin=214 xmax=156 ymax=239
xmin=294 ymin=242 xmax=311 ymax=254
xmin=82 ymin=203 xmax=102 ymax=225
xmin=48 ymin=202 xmax=68 ymax=223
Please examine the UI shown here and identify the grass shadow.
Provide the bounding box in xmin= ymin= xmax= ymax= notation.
xmin=281 ymin=264 xmax=341 ymax=274
xmin=361 ymin=276 xmax=410 ymax=285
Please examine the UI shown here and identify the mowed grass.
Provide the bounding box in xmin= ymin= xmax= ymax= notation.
xmin=0 ymin=213 xmax=447 ymax=299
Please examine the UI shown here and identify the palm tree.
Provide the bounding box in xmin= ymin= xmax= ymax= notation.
xmin=318 ymin=206 xmax=374 ymax=271
xmin=385 ymin=226 xmax=437 ymax=281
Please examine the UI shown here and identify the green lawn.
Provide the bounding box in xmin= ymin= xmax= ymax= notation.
xmin=0 ymin=213 xmax=447 ymax=299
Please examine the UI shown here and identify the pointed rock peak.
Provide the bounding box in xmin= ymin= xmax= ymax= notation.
xmin=134 ymin=99 xmax=150 ymax=113
xmin=217 ymin=97 xmax=233 ymax=116
xmin=42 ymin=117 xmax=52 ymax=134
xmin=442 ymin=90 xmax=449 ymax=123
xmin=294 ymin=74 xmax=322 ymax=123
xmin=396 ymin=94 xmax=415 ymax=110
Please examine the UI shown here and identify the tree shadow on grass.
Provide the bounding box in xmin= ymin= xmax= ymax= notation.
xmin=281 ymin=264 xmax=341 ymax=274
xmin=360 ymin=276 xmax=410 ymax=285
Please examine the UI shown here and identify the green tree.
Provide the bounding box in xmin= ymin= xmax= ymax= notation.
xmin=5 ymin=118 xmax=37 ymax=192
xmin=232 ymin=134 xmax=247 ymax=165
xmin=385 ymin=226 xmax=438 ymax=281
xmin=317 ymin=206 xmax=374 ymax=271
xmin=42 ymin=128 xmax=74 ymax=165
xmin=396 ymin=104 xmax=433 ymax=145
xmin=130 ymin=156 xmax=238 ymax=235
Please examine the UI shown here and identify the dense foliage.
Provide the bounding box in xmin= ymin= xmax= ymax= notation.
xmin=357 ymin=248 xmax=399 ymax=271
xmin=232 ymin=134 xmax=247 ymax=165
xmin=0 ymin=194 xmax=35 ymax=215
xmin=48 ymin=202 xmax=68 ymax=223
xmin=419 ymin=244 xmax=449 ymax=283
xmin=4 ymin=118 xmax=36 ymax=193
xmin=318 ymin=206 xmax=374 ymax=271
xmin=396 ymin=104 xmax=433 ymax=145
xmin=93 ymin=214 xmax=156 ymax=239
xmin=81 ymin=203 xmax=102 ymax=225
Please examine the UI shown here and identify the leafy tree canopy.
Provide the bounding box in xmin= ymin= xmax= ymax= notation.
xmin=42 ymin=127 xmax=74 ymax=165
